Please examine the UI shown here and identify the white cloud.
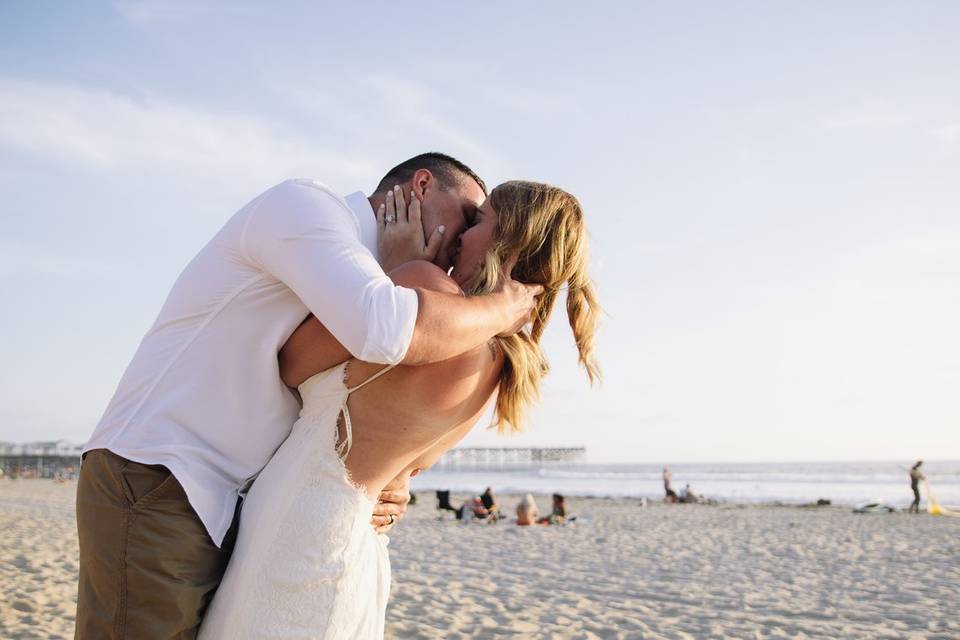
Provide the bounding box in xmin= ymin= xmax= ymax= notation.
xmin=0 ymin=78 xmax=376 ymax=186
xmin=930 ymin=122 xmax=960 ymax=145
xmin=822 ymin=102 xmax=960 ymax=147
xmin=480 ymin=86 xmax=570 ymax=118
xmin=822 ymin=103 xmax=919 ymax=132
xmin=268 ymin=72 xmax=509 ymax=184
xmin=113 ymin=0 xmax=230 ymax=25
xmin=354 ymin=74 xmax=505 ymax=171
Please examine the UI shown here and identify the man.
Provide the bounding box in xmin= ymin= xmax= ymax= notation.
xmin=75 ymin=152 xmax=542 ymax=639
xmin=909 ymin=460 xmax=925 ymax=513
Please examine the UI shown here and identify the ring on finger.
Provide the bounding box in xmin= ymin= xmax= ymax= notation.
xmin=386 ymin=214 xmax=395 ymax=223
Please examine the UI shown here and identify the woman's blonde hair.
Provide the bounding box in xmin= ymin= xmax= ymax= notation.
xmin=468 ymin=181 xmax=600 ymax=432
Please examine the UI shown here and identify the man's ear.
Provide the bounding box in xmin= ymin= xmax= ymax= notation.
xmin=411 ymin=169 xmax=433 ymax=200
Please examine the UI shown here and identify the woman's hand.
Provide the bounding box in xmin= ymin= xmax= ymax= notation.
xmin=377 ymin=185 xmax=445 ymax=272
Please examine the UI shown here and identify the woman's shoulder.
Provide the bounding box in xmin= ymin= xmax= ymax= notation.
xmin=400 ymin=340 xmax=502 ymax=410
xmin=389 ymin=260 xmax=462 ymax=295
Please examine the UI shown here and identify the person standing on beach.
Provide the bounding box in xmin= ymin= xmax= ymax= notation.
xmin=909 ymin=460 xmax=925 ymax=513
xmin=74 ymin=153 xmax=543 ymax=639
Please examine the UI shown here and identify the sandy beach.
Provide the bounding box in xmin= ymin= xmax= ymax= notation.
xmin=2 ymin=481 xmax=958 ymax=639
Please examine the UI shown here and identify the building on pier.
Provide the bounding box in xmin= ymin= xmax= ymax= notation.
xmin=0 ymin=440 xmax=83 ymax=479
xmin=435 ymin=446 xmax=586 ymax=470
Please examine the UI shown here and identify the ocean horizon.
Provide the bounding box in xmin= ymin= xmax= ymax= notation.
xmin=411 ymin=459 xmax=960 ymax=508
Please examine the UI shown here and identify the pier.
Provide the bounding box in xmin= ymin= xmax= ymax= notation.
xmin=0 ymin=441 xmax=82 ymax=479
xmin=435 ymin=446 xmax=586 ymax=470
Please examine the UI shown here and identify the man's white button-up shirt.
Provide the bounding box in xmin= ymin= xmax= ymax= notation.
xmin=84 ymin=179 xmax=418 ymax=545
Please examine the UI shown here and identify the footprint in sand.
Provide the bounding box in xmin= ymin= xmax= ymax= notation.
xmin=12 ymin=600 xmax=35 ymax=613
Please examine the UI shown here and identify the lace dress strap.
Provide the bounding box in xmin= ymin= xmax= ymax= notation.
xmin=337 ymin=364 xmax=396 ymax=460
xmin=345 ymin=364 xmax=396 ymax=393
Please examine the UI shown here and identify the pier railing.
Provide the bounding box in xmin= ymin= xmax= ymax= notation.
xmin=0 ymin=455 xmax=80 ymax=479
xmin=0 ymin=441 xmax=83 ymax=479
xmin=435 ymin=447 xmax=586 ymax=470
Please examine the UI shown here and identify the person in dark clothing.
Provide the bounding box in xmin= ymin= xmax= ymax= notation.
xmin=550 ymin=493 xmax=567 ymax=521
xmin=909 ymin=460 xmax=925 ymax=513
xmin=480 ymin=487 xmax=503 ymax=520
xmin=480 ymin=487 xmax=497 ymax=511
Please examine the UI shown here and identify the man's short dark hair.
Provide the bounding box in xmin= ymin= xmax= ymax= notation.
xmin=374 ymin=152 xmax=487 ymax=196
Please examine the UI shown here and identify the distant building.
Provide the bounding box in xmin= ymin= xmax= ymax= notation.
xmin=0 ymin=440 xmax=84 ymax=456
xmin=0 ymin=440 xmax=84 ymax=478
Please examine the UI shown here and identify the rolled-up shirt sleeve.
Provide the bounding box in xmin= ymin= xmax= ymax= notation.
xmin=242 ymin=179 xmax=418 ymax=364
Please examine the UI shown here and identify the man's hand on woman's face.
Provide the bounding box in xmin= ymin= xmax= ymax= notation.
xmin=371 ymin=474 xmax=412 ymax=534
xmin=377 ymin=186 xmax=446 ymax=272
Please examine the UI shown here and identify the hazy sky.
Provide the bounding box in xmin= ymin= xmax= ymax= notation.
xmin=1 ymin=2 xmax=958 ymax=462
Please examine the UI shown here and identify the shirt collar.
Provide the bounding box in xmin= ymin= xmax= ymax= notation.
xmin=343 ymin=191 xmax=378 ymax=258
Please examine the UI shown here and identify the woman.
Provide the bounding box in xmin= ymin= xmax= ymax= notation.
xmin=516 ymin=493 xmax=540 ymax=526
xmin=199 ymin=181 xmax=600 ymax=639
xmin=547 ymin=493 xmax=568 ymax=524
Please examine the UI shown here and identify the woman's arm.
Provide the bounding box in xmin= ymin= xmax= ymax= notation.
xmin=279 ymin=261 xmax=462 ymax=388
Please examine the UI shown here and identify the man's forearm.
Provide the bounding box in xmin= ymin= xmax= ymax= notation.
xmin=402 ymin=289 xmax=507 ymax=365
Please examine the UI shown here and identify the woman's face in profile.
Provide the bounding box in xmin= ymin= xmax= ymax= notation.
xmin=449 ymin=198 xmax=498 ymax=290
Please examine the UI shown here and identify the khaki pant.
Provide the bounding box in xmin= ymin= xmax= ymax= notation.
xmin=75 ymin=449 xmax=239 ymax=639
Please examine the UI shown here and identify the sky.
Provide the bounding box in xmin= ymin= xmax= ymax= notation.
xmin=1 ymin=2 xmax=958 ymax=462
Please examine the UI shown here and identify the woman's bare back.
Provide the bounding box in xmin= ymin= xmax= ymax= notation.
xmin=340 ymin=346 xmax=501 ymax=499
xmin=280 ymin=261 xmax=504 ymax=501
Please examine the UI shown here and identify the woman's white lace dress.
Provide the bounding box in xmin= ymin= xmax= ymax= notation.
xmin=199 ymin=362 xmax=393 ymax=639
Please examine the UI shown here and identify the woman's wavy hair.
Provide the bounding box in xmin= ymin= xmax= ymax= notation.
xmin=467 ymin=181 xmax=601 ymax=432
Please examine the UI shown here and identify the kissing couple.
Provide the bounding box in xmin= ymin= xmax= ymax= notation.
xmin=75 ymin=152 xmax=600 ymax=639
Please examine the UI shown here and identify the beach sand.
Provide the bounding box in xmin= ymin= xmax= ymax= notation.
xmin=2 ymin=481 xmax=958 ymax=639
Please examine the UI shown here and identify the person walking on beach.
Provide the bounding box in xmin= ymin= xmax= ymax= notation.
xmin=75 ymin=153 xmax=543 ymax=639
xmin=909 ymin=460 xmax=925 ymax=513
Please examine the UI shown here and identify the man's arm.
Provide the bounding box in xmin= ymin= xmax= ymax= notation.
xmin=280 ymin=261 xmax=518 ymax=386
xmin=404 ymin=282 xmax=535 ymax=365
xmin=244 ymin=180 xmax=538 ymax=367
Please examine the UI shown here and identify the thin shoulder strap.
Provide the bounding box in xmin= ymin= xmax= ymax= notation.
xmin=346 ymin=364 xmax=396 ymax=394
xmin=337 ymin=363 xmax=397 ymax=461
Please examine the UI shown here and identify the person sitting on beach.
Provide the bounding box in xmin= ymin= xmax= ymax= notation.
xmin=663 ymin=466 xmax=678 ymax=503
xmin=458 ymin=496 xmax=490 ymax=522
xmin=516 ymin=493 xmax=540 ymax=525
xmin=481 ymin=486 xmax=503 ymax=520
xmin=538 ymin=493 xmax=568 ymax=524
xmin=679 ymin=483 xmax=699 ymax=503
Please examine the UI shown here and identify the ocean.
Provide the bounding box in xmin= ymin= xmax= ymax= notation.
xmin=410 ymin=460 xmax=960 ymax=508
